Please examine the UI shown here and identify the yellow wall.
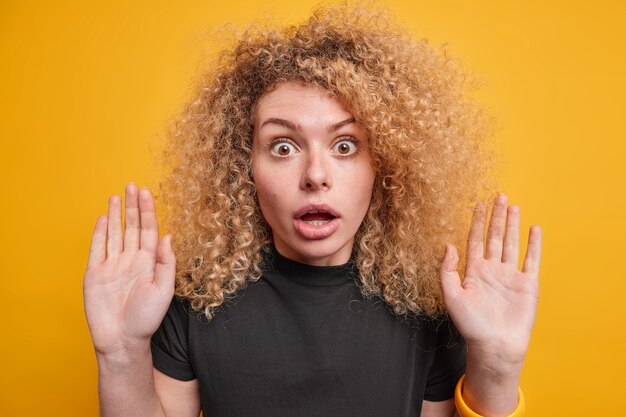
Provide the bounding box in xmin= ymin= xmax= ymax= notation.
xmin=1 ymin=0 xmax=624 ymax=415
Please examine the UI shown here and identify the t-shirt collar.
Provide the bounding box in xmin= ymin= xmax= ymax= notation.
xmin=264 ymin=244 xmax=358 ymax=287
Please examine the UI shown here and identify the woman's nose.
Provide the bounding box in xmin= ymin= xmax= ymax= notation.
xmin=300 ymin=152 xmax=331 ymax=191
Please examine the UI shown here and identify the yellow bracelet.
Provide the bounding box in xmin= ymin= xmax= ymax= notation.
xmin=454 ymin=374 xmax=526 ymax=417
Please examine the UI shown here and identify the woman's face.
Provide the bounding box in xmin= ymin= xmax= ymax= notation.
xmin=252 ymin=81 xmax=376 ymax=266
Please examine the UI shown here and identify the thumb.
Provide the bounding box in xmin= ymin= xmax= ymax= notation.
xmin=440 ymin=244 xmax=461 ymax=303
xmin=155 ymin=234 xmax=176 ymax=294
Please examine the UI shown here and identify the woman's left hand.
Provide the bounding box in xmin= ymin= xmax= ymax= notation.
xmin=440 ymin=194 xmax=542 ymax=371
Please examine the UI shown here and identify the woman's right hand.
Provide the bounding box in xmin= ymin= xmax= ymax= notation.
xmin=83 ymin=183 xmax=176 ymax=357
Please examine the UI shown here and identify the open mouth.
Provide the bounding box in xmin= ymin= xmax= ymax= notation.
xmin=293 ymin=206 xmax=340 ymax=240
xmin=299 ymin=210 xmax=336 ymax=226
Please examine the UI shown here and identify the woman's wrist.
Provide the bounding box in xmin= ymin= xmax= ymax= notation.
xmin=465 ymin=344 xmax=524 ymax=381
xmin=96 ymin=339 xmax=152 ymax=372
xmin=459 ymin=346 xmax=524 ymax=416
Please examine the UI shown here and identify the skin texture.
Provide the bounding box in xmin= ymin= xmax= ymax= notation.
xmin=251 ymin=81 xmax=375 ymax=266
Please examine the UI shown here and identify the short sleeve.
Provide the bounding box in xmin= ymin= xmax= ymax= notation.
xmin=423 ymin=317 xmax=467 ymax=401
xmin=150 ymin=296 xmax=196 ymax=381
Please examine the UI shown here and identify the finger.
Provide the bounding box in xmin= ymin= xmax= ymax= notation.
xmin=123 ymin=182 xmax=140 ymax=252
xmin=467 ymin=202 xmax=487 ymax=263
xmin=485 ymin=194 xmax=508 ymax=260
xmin=440 ymin=244 xmax=462 ymax=305
xmin=502 ymin=205 xmax=521 ymax=266
xmin=522 ymin=225 xmax=543 ymax=276
xmin=154 ymin=234 xmax=176 ymax=294
xmin=106 ymin=195 xmax=123 ymax=257
xmin=139 ymin=187 xmax=159 ymax=253
xmin=86 ymin=215 xmax=108 ymax=270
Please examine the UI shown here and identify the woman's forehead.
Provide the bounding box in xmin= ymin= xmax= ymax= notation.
xmin=254 ymin=82 xmax=354 ymax=127
xmin=257 ymin=82 xmax=337 ymax=108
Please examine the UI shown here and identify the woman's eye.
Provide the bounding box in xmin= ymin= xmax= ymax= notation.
xmin=271 ymin=142 xmax=297 ymax=156
xmin=333 ymin=140 xmax=357 ymax=156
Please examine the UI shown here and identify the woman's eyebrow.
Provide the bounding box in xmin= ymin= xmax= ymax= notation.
xmin=259 ymin=117 xmax=356 ymax=133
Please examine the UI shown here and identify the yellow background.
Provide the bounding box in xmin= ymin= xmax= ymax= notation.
xmin=1 ymin=0 xmax=624 ymax=415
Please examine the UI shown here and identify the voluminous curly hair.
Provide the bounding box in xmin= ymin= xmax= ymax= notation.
xmin=158 ymin=1 xmax=497 ymax=320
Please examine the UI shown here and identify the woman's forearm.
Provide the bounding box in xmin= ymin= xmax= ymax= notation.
xmin=97 ymin=342 xmax=165 ymax=417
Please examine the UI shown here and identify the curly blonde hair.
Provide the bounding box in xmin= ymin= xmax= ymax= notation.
xmin=158 ymin=1 xmax=497 ymax=320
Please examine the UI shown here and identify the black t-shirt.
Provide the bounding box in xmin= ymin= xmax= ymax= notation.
xmin=151 ymin=247 xmax=466 ymax=416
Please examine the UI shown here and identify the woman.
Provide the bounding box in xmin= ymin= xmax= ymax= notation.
xmin=84 ymin=3 xmax=542 ymax=416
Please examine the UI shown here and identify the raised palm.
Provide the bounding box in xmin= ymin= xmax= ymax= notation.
xmin=440 ymin=194 xmax=542 ymax=364
xmin=83 ymin=183 xmax=176 ymax=355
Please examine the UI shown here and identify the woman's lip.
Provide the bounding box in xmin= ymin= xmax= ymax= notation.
xmin=294 ymin=203 xmax=340 ymax=219
xmin=293 ymin=217 xmax=340 ymax=240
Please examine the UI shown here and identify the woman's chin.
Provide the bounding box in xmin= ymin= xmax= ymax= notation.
xmin=274 ymin=236 xmax=354 ymax=266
